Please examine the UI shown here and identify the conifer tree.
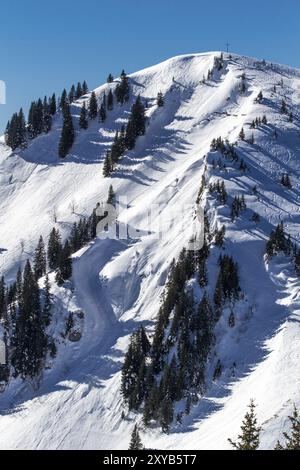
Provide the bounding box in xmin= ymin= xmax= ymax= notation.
xmin=59 ymin=89 xmax=68 ymax=111
xmin=58 ymin=102 xmax=74 ymax=157
xmin=125 ymin=95 xmax=146 ymax=150
xmin=11 ymin=260 xmax=47 ymax=380
xmin=107 ymin=184 xmax=116 ymax=205
xmin=88 ymin=91 xmax=98 ymax=119
xmin=239 ymin=127 xmax=245 ymax=140
xmin=68 ymin=84 xmax=75 ymax=103
xmin=115 ymin=69 xmax=130 ymax=104
xmin=275 ymin=405 xmax=300 ymax=450
xmin=103 ymin=150 xmax=112 ymax=177
xmin=157 ymin=92 xmax=164 ymax=107
xmin=49 ymin=93 xmax=57 ymax=115
xmin=128 ymin=424 xmax=144 ymax=450
xmin=228 ymin=400 xmax=261 ymax=450
xmin=43 ymin=98 xmax=52 ymax=134
xmin=107 ymin=89 xmax=114 ymax=110
xmin=0 ymin=276 xmax=6 ymax=319
xmin=43 ymin=274 xmax=52 ymax=326
xmin=55 ymin=240 xmax=72 ymax=285
xmin=75 ymin=82 xmax=83 ymax=99
xmin=82 ymin=81 xmax=88 ymax=95
xmin=107 ymin=73 xmax=114 ymax=83
xmin=280 ymin=99 xmax=288 ymax=114
xmin=47 ymin=228 xmax=62 ymax=270
xmin=34 ymin=236 xmax=47 ymax=279
xmin=79 ymin=102 xmax=88 ymax=129
xmin=99 ymin=94 xmax=107 ymax=122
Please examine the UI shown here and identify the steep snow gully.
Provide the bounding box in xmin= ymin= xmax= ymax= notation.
xmin=1 ymin=52 xmax=300 ymax=449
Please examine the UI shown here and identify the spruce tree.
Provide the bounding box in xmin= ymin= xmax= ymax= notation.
xmin=11 ymin=260 xmax=47 ymax=380
xmin=125 ymin=95 xmax=146 ymax=150
xmin=107 ymin=89 xmax=114 ymax=110
xmin=58 ymin=102 xmax=74 ymax=157
xmin=88 ymin=91 xmax=98 ymax=119
xmin=107 ymin=184 xmax=115 ymax=205
xmin=47 ymin=228 xmax=62 ymax=270
xmin=99 ymin=97 xmax=107 ymax=122
xmin=75 ymin=82 xmax=83 ymax=99
xmin=115 ymin=69 xmax=130 ymax=104
xmin=55 ymin=240 xmax=72 ymax=285
xmin=49 ymin=93 xmax=57 ymax=115
xmin=157 ymin=92 xmax=164 ymax=107
xmin=128 ymin=424 xmax=144 ymax=450
xmin=34 ymin=236 xmax=47 ymax=279
xmin=43 ymin=274 xmax=52 ymax=326
xmin=107 ymin=73 xmax=114 ymax=83
xmin=228 ymin=400 xmax=261 ymax=450
xmin=82 ymin=81 xmax=88 ymax=95
xmin=79 ymin=103 xmax=88 ymax=129
xmin=103 ymin=150 xmax=112 ymax=177
xmin=275 ymin=406 xmax=300 ymax=450
xmin=68 ymin=84 xmax=75 ymax=103
xmin=43 ymin=98 xmax=52 ymax=134
xmin=239 ymin=127 xmax=245 ymax=140
xmin=280 ymin=99 xmax=288 ymax=114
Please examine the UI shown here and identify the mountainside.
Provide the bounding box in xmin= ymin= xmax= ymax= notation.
xmin=1 ymin=51 xmax=300 ymax=449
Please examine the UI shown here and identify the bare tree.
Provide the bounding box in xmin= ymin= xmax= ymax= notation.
xmin=49 ymin=206 xmax=58 ymax=223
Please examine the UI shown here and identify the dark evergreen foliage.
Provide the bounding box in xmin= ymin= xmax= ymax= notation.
xmin=115 ymin=70 xmax=130 ymax=104
xmin=228 ymin=400 xmax=261 ymax=450
xmin=79 ymin=103 xmax=88 ymax=129
xmin=58 ymin=102 xmax=74 ymax=157
xmin=88 ymin=91 xmax=98 ymax=119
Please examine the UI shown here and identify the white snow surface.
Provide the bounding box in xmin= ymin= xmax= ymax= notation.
xmin=1 ymin=51 xmax=300 ymax=449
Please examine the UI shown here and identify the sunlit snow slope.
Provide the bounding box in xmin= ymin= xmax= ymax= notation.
xmin=1 ymin=52 xmax=300 ymax=449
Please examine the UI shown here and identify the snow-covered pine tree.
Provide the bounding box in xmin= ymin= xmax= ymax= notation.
xmin=128 ymin=424 xmax=144 ymax=450
xmin=157 ymin=91 xmax=164 ymax=107
xmin=107 ymin=89 xmax=114 ymax=110
xmin=58 ymin=102 xmax=74 ymax=157
xmin=34 ymin=235 xmax=47 ymax=279
xmin=115 ymin=69 xmax=130 ymax=104
xmin=275 ymin=405 xmax=300 ymax=450
xmin=79 ymin=102 xmax=88 ymax=129
xmin=82 ymin=80 xmax=88 ymax=95
xmin=228 ymin=400 xmax=261 ymax=450
xmin=88 ymin=91 xmax=98 ymax=119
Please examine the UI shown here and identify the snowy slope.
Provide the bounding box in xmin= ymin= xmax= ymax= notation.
xmin=1 ymin=51 xmax=300 ymax=449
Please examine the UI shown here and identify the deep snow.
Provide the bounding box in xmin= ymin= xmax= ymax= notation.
xmin=1 ymin=51 xmax=300 ymax=449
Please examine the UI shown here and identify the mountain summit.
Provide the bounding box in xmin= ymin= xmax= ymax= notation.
xmin=0 ymin=52 xmax=300 ymax=449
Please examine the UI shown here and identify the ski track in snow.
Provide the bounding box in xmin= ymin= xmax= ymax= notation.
xmin=1 ymin=52 xmax=300 ymax=449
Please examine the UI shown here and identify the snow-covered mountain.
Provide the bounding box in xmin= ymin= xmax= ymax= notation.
xmin=1 ymin=51 xmax=300 ymax=449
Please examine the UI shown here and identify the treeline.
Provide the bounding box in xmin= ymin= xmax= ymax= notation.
xmin=61 ymin=69 xmax=132 ymax=159
xmin=5 ymin=81 xmax=88 ymax=151
xmin=103 ymin=95 xmax=146 ymax=177
xmin=121 ymin=237 xmax=242 ymax=432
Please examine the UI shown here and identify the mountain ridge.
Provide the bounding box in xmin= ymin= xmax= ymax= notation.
xmin=0 ymin=51 xmax=300 ymax=449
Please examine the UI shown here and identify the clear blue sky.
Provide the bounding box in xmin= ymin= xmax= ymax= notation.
xmin=1 ymin=0 xmax=300 ymax=132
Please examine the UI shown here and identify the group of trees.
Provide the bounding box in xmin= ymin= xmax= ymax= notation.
xmin=229 ymin=400 xmax=300 ymax=450
xmin=265 ymin=222 xmax=300 ymax=278
xmin=231 ymin=195 xmax=247 ymax=221
xmin=103 ymin=95 xmax=146 ymax=177
xmin=0 ymin=260 xmax=55 ymax=381
xmin=0 ymin=187 xmax=116 ymax=384
xmin=121 ymin=228 xmax=241 ymax=432
xmin=5 ymin=81 xmax=88 ymax=152
xmin=214 ymin=255 xmax=241 ymax=316
xmin=250 ymin=115 xmax=267 ymax=128
xmin=208 ymin=179 xmax=228 ymax=204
